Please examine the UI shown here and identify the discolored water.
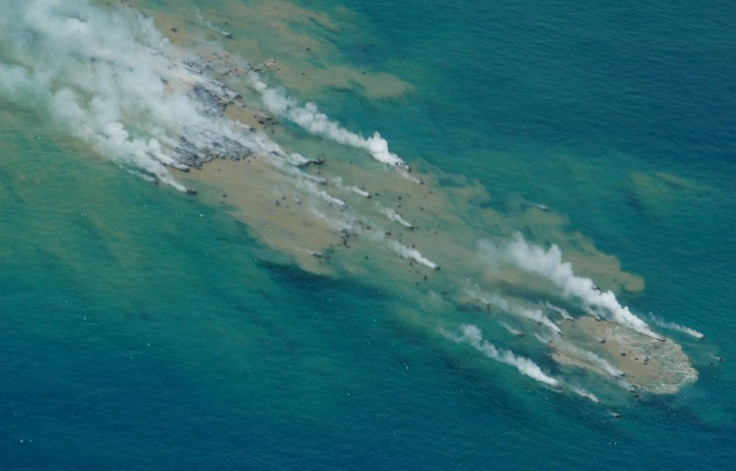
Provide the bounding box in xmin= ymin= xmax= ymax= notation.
xmin=1 ymin=0 xmax=734 ymax=469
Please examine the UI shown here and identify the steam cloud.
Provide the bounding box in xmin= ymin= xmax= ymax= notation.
xmin=543 ymin=301 xmax=573 ymax=320
xmin=249 ymin=77 xmax=411 ymax=170
xmin=481 ymin=233 xmax=661 ymax=339
xmin=443 ymin=324 xmax=560 ymax=388
xmin=380 ymin=206 xmax=414 ymax=229
xmin=570 ymin=386 xmax=600 ymax=403
xmin=388 ymin=240 xmax=439 ymax=270
xmin=650 ymin=316 xmax=704 ymax=340
xmin=554 ymin=340 xmax=625 ymax=379
xmin=0 ymin=0 xmax=697 ymax=404
xmin=466 ymin=288 xmax=562 ymax=335
xmin=0 ymin=0 xmax=290 ymax=191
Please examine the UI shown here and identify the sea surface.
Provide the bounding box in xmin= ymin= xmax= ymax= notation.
xmin=1 ymin=0 xmax=735 ymax=469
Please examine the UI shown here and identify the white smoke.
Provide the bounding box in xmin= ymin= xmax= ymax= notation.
xmin=296 ymin=179 xmax=348 ymax=209
xmin=350 ymin=186 xmax=372 ymax=198
xmin=388 ymin=240 xmax=439 ymax=270
xmin=570 ymin=385 xmax=600 ymax=403
xmin=543 ymin=301 xmax=573 ymax=320
xmin=328 ymin=177 xmax=372 ymax=199
xmin=649 ymin=315 xmax=704 ymax=340
xmin=195 ymin=8 xmax=232 ymax=39
xmin=481 ymin=233 xmax=661 ymax=339
xmin=249 ymin=76 xmax=410 ymax=170
xmin=380 ymin=206 xmax=414 ymax=229
xmin=554 ymin=340 xmax=624 ymax=379
xmin=0 ymin=0 xmax=294 ymax=191
xmin=443 ymin=324 xmax=560 ymax=388
xmin=467 ymin=288 xmax=561 ymax=336
xmin=499 ymin=321 xmax=524 ymax=337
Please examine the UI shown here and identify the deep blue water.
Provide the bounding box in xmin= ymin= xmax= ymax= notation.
xmin=1 ymin=0 xmax=735 ymax=469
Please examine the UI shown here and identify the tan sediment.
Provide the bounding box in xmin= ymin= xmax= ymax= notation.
xmin=99 ymin=1 xmax=656 ymax=297
xmin=118 ymin=0 xmax=412 ymax=100
xmin=177 ymin=157 xmax=341 ymax=275
xmin=626 ymin=170 xmax=711 ymax=219
xmin=103 ymin=0 xmax=696 ymax=398
xmin=556 ymin=316 xmax=698 ymax=394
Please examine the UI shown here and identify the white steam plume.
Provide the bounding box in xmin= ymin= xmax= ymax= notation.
xmin=380 ymin=206 xmax=414 ymax=229
xmin=555 ymin=340 xmax=625 ymax=379
xmin=350 ymin=186 xmax=372 ymax=198
xmin=499 ymin=321 xmax=524 ymax=337
xmin=195 ymin=8 xmax=233 ymax=39
xmin=482 ymin=233 xmax=661 ymax=339
xmin=649 ymin=315 xmax=704 ymax=340
xmin=0 ymin=0 xmax=292 ymax=191
xmin=570 ymin=385 xmax=600 ymax=404
xmin=249 ymin=76 xmax=410 ymax=170
xmin=329 ymin=177 xmax=372 ymax=199
xmin=442 ymin=324 xmax=559 ymax=388
xmin=543 ymin=301 xmax=573 ymax=320
xmin=466 ymin=288 xmax=561 ymax=336
xmin=388 ymin=240 xmax=439 ymax=270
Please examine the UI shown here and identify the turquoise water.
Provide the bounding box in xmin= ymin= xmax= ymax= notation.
xmin=1 ymin=0 xmax=735 ymax=469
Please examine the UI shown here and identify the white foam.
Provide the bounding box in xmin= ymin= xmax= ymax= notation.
xmin=443 ymin=324 xmax=559 ymax=388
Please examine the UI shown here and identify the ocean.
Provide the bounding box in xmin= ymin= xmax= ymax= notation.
xmin=1 ymin=0 xmax=735 ymax=469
